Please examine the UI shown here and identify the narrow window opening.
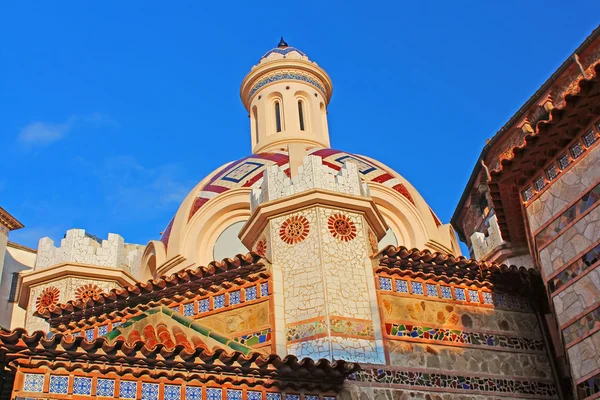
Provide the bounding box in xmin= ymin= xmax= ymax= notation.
xmin=275 ymin=102 xmax=282 ymax=132
xmin=252 ymin=107 xmax=259 ymax=143
xmin=298 ymin=100 xmax=305 ymax=131
xmin=8 ymin=272 xmax=19 ymax=302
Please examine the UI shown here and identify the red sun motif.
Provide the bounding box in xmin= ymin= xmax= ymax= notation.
xmin=279 ymin=216 xmax=310 ymax=245
xmin=328 ymin=214 xmax=357 ymax=242
xmin=75 ymin=284 xmax=103 ymax=302
xmin=36 ymin=286 xmax=60 ymax=312
xmin=255 ymin=237 xmax=267 ymax=257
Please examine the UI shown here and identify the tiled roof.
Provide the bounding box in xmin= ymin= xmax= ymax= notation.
xmin=37 ymin=253 xmax=265 ymax=323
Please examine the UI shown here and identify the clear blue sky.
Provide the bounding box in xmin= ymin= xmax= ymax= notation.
xmin=2 ymin=1 xmax=599 ymax=253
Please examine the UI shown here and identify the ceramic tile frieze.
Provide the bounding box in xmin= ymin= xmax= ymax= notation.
xmin=234 ymin=328 xmax=272 ymax=346
xmin=287 ymin=319 xmax=328 ymax=342
xmin=386 ymin=322 xmax=545 ymax=352
xmin=562 ymin=305 xmax=600 ymax=346
xmin=350 ymin=368 xmax=557 ymax=397
xmin=549 ymin=242 xmax=600 ymax=293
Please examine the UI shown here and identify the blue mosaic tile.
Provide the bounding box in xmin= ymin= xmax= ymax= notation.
xmin=164 ymin=385 xmax=181 ymax=400
xmin=171 ymin=305 xmax=180 ymax=313
xmin=286 ymin=395 xmax=300 ymax=400
xmin=199 ymin=298 xmax=210 ymax=313
xmin=323 ymin=397 xmax=336 ymax=400
xmin=49 ymin=375 xmax=69 ymax=394
xmin=245 ymin=286 xmax=258 ymax=301
xmin=247 ymin=391 xmax=263 ymax=400
xmin=85 ymin=328 xmax=95 ymax=341
xmin=266 ymin=393 xmax=282 ymax=400
xmin=440 ymin=286 xmax=452 ymax=299
xmin=141 ymin=382 xmax=159 ymax=400
xmin=97 ymin=378 xmax=115 ymax=397
xmin=468 ymin=290 xmax=480 ymax=303
xmin=482 ymin=291 xmax=493 ymax=304
xmin=222 ymin=161 xmax=264 ymax=183
xmin=73 ymin=376 xmax=92 ymax=395
xmin=113 ymin=321 xmax=123 ymax=328
xmin=493 ymin=292 xmax=506 ymax=307
xmin=214 ymin=294 xmax=225 ymax=309
xmin=23 ymin=373 xmax=44 ymax=392
xmin=186 ymin=386 xmax=202 ymax=400
xmin=426 ymin=284 xmax=438 ymax=297
xmin=394 ymin=279 xmax=408 ymax=293
xmin=72 ymin=331 xmax=82 ymax=337
xmin=260 ymin=282 xmax=269 ymax=296
xmin=378 ymin=277 xmax=392 ymax=291
xmin=454 ymin=288 xmax=466 ymax=301
xmin=227 ymin=389 xmax=243 ymax=400
xmin=305 ymin=396 xmax=319 ymax=400
xmin=119 ymin=380 xmax=137 ymax=399
xmin=411 ymin=282 xmax=424 ymax=295
xmin=98 ymin=324 xmax=109 ymax=337
xmin=207 ymin=387 xmax=222 ymax=400
xmin=183 ymin=302 xmax=195 ymax=317
xmin=230 ymin=290 xmax=241 ymax=305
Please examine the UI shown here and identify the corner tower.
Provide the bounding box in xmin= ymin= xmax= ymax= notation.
xmin=240 ymin=38 xmax=333 ymax=153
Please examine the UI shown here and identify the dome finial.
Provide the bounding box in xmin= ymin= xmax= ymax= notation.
xmin=278 ymin=37 xmax=288 ymax=48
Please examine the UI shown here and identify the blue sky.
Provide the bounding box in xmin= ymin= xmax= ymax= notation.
xmin=1 ymin=2 xmax=599 ymax=252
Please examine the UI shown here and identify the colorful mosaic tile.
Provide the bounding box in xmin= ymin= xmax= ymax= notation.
xmin=49 ymin=375 xmax=69 ymax=394
xmin=468 ymin=290 xmax=480 ymax=303
xmin=522 ymin=186 xmax=534 ymax=202
xmin=222 ymin=161 xmax=264 ymax=183
xmin=120 ymin=380 xmax=137 ymax=399
xmin=454 ymin=288 xmax=466 ymax=301
xmin=323 ymin=397 xmax=336 ymax=400
xmin=113 ymin=321 xmax=123 ymax=328
xmin=411 ymin=281 xmax=424 ymax=295
xmin=378 ymin=277 xmax=392 ymax=291
xmin=328 ymin=213 xmax=357 ymax=241
xmin=385 ymin=323 xmax=544 ymax=352
xmin=549 ymin=243 xmax=600 ymax=293
xmin=352 ymin=368 xmax=557 ymax=396
xmin=73 ymin=377 xmax=92 ymax=395
xmin=98 ymin=324 xmax=109 ymax=337
xmin=230 ymin=290 xmax=241 ymax=305
xmin=571 ymin=141 xmax=584 ymax=158
xmin=286 ymin=395 xmax=300 ymax=400
xmin=207 ymin=388 xmax=222 ymax=400
xmin=440 ymin=286 xmax=452 ymax=299
xmin=186 ymin=387 xmax=202 ymax=400
xmin=562 ymin=305 xmax=600 ymax=346
xmin=172 ymin=305 xmax=180 ymax=313
xmin=72 ymin=331 xmax=82 ymax=337
xmin=235 ymin=328 xmax=271 ymax=346
xmin=245 ymin=286 xmax=258 ymax=301
xmin=305 ymin=396 xmax=319 ymax=400
xmin=23 ymin=373 xmax=44 ymax=392
xmin=183 ymin=302 xmax=195 ymax=317
xmin=85 ymin=328 xmax=94 ymax=341
xmin=279 ymin=215 xmax=310 ymax=245
xmin=266 ymin=393 xmax=282 ymax=400
xmin=227 ymin=389 xmax=243 ymax=400
xmin=199 ymin=298 xmax=210 ymax=313
xmin=536 ymin=182 xmax=600 ymax=248
xmin=583 ymin=129 xmax=598 ymax=147
xmin=558 ymin=153 xmax=571 ymax=170
xmin=395 ymin=279 xmax=408 ymax=293
xmin=287 ymin=320 xmax=327 ymax=342
xmin=534 ymin=175 xmax=546 ymax=191
xmin=97 ymin=378 xmax=115 ymax=397
xmin=577 ymin=372 xmax=600 ymax=399
xmin=260 ymin=282 xmax=269 ymax=296
xmin=545 ymin=164 xmax=558 ymax=181
xmin=426 ymin=284 xmax=438 ymax=297
xmin=249 ymin=72 xmax=326 ymax=100
xmin=164 ymin=385 xmax=182 ymax=400
xmin=330 ymin=318 xmax=374 ymax=338
xmin=248 ymin=391 xmax=262 ymax=400
xmin=482 ymin=291 xmax=493 ymax=304
xmin=142 ymin=382 xmax=159 ymax=400
xmin=214 ymin=294 xmax=225 ymax=309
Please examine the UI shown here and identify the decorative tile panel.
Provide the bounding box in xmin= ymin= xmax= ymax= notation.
xmin=558 ymin=153 xmax=571 ymax=170
xmin=305 ymin=396 xmax=319 ymax=400
xmin=245 ymin=286 xmax=257 ymax=301
xmin=440 ymin=286 xmax=452 ymax=299
xmin=227 ymin=389 xmax=242 ymax=400
xmin=468 ymin=290 xmax=480 ymax=303
xmin=229 ymin=290 xmax=241 ymax=305
xmin=522 ymin=186 xmax=534 ymax=202
xmin=330 ymin=318 xmax=374 ymax=338
xmin=214 ymin=294 xmax=225 ymax=309
xmin=335 ymin=155 xmax=376 ymax=174
xmin=286 ymin=395 xmax=300 ymax=400
xmin=411 ymin=281 xmax=424 ymax=295
xmin=266 ymin=393 xmax=282 ymax=400
xmin=119 ymin=380 xmax=137 ymax=399
xmin=482 ymin=291 xmax=493 ymax=304
xmin=97 ymin=378 xmax=116 ymax=397
xmin=222 ymin=161 xmax=264 ymax=183
xmin=235 ymin=328 xmax=271 ymax=345
xmin=73 ymin=377 xmax=92 ymax=395
xmin=164 ymin=385 xmax=182 ymax=400
xmin=583 ymin=129 xmax=598 ymax=147
xmin=546 ymin=164 xmax=558 ymax=181
xmin=426 ymin=284 xmax=438 ymax=297
xmin=454 ymin=288 xmax=466 ymax=301
xmin=395 ymin=279 xmax=408 ymax=293
xmin=571 ymin=141 xmax=584 ymax=159
xmin=49 ymin=375 xmax=69 ymax=394
xmin=287 ymin=319 xmax=327 ymax=342
xmin=247 ymin=391 xmax=262 ymax=400
xmin=534 ymin=176 xmax=546 ymax=191
xmin=23 ymin=373 xmax=44 ymax=392
xmin=562 ymin=305 xmax=600 ymax=346
xmin=98 ymin=324 xmax=109 ymax=337
xmin=549 ymin=242 xmax=600 ymax=293
xmin=577 ymin=372 xmax=600 ymax=399
xmin=183 ymin=302 xmax=195 ymax=317
xmin=378 ymin=277 xmax=392 ymax=291
xmin=186 ymin=387 xmax=202 ymax=400
xmin=141 ymin=382 xmax=159 ymax=400
xmin=199 ymin=298 xmax=210 ymax=313
xmin=207 ymin=387 xmax=222 ymax=400
xmin=85 ymin=328 xmax=94 ymax=341
xmin=260 ymin=282 xmax=269 ymax=296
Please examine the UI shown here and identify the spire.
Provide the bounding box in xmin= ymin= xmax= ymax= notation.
xmin=278 ymin=37 xmax=288 ymax=48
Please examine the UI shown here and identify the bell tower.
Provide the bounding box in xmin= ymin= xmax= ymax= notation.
xmin=240 ymin=38 xmax=333 ymax=154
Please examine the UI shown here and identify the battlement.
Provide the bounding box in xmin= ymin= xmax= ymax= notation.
xmin=251 ymin=155 xmax=370 ymax=211
xmin=35 ymin=228 xmax=144 ymax=278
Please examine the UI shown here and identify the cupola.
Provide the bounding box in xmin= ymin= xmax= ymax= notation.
xmin=240 ymin=38 xmax=334 ymax=153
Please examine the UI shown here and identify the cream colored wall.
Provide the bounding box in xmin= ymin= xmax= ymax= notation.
xmin=0 ymin=245 xmax=36 ymax=329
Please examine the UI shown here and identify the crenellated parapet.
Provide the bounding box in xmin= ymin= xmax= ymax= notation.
xmin=251 ymin=155 xmax=370 ymax=210
xmin=35 ymin=229 xmax=144 ymax=277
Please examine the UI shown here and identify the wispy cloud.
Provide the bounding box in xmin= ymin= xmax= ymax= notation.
xmin=17 ymin=113 xmax=119 ymax=148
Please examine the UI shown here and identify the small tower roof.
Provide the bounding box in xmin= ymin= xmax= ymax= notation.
xmin=260 ymin=37 xmax=306 ymax=60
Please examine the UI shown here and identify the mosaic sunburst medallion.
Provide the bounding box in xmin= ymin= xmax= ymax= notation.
xmin=75 ymin=284 xmax=103 ymax=302
xmin=36 ymin=286 xmax=60 ymax=312
xmin=279 ymin=216 xmax=310 ymax=245
xmin=255 ymin=237 xmax=267 ymax=257
xmin=328 ymin=214 xmax=357 ymax=242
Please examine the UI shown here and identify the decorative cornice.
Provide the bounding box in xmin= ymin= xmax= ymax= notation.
xmin=0 ymin=206 xmax=24 ymax=231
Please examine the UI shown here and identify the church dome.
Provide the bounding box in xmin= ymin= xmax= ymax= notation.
xmin=259 ymin=38 xmax=308 ymax=62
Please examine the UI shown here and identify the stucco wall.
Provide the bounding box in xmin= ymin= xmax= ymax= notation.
xmin=0 ymin=244 xmax=35 ymax=329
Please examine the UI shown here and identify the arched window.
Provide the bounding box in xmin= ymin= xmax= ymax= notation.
xmin=252 ymin=106 xmax=259 ymax=143
xmin=298 ymin=100 xmax=305 ymax=131
xmin=274 ymin=101 xmax=282 ymax=132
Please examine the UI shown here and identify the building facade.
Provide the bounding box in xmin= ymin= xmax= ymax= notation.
xmin=452 ymin=27 xmax=600 ymax=399
xmin=1 ymin=33 xmax=598 ymax=399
